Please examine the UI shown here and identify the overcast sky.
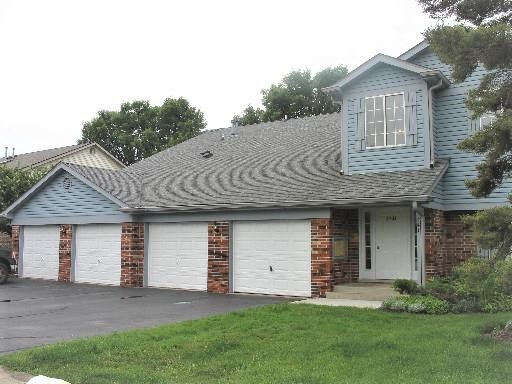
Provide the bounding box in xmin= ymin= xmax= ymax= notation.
xmin=0 ymin=0 xmax=435 ymax=155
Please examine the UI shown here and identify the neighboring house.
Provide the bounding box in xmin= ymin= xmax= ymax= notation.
xmin=0 ymin=143 xmax=124 ymax=255
xmin=0 ymin=143 xmax=125 ymax=170
xmin=2 ymin=41 xmax=509 ymax=298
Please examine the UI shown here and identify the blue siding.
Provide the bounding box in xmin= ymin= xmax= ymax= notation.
xmin=411 ymin=49 xmax=511 ymax=210
xmin=12 ymin=171 xmax=126 ymax=221
xmin=343 ymin=63 xmax=427 ymax=173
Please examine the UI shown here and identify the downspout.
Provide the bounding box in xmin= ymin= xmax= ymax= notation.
xmin=428 ymin=79 xmax=444 ymax=168
xmin=331 ymin=95 xmax=344 ymax=174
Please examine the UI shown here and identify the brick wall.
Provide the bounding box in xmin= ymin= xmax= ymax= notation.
xmin=332 ymin=209 xmax=359 ymax=284
xmin=58 ymin=224 xmax=72 ymax=282
xmin=11 ymin=225 xmax=19 ymax=265
xmin=311 ymin=218 xmax=333 ymax=297
xmin=424 ymin=209 xmax=476 ymax=278
xmin=120 ymin=222 xmax=145 ymax=287
xmin=207 ymin=222 xmax=230 ymax=294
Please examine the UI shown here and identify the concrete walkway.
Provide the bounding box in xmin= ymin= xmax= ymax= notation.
xmin=295 ymin=298 xmax=382 ymax=308
xmin=0 ymin=366 xmax=32 ymax=384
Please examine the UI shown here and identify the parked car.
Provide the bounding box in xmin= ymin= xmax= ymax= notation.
xmin=0 ymin=247 xmax=13 ymax=284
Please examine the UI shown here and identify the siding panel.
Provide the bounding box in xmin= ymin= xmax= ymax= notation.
xmin=12 ymin=171 xmax=125 ymax=220
xmin=412 ymin=48 xmax=511 ymax=209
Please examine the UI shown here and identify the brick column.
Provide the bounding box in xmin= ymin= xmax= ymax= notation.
xmin=425 ymin=208 xmax=444 ymax=278
xmin=332 ymin=209 xmax=359 ymax=284
xmin=120 ymin=222 xmax=145 ymax=287
xmin=311 ymin=219 xmax=333 ymax=298
xmin=11 ymin=225 xmax=20 ymax=266
xmin=58 ymin=224 xmax=72 ymax=282
xmin=207 ymin=221 xmax=230 ymax=294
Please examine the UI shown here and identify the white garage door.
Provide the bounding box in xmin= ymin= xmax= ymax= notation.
xmin=148 ymin=222 xmax=208 ymax=290
xmin=75 ymin=224 xmax=121 ymax=285
xmin=233 ymin=220 xmax=311 ymax=297
xmin=22 ymin=225 xmax=60 ymax=280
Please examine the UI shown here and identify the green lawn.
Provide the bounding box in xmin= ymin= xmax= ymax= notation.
xmin=1 ymin=304 xmax=511 ymax=384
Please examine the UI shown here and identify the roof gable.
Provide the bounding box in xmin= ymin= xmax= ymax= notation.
xmin=1 ymin=143 xmax=125 ymax=170
xmin=2 ymin=163 xmax=128 ymax=219
xmin=323 ymin=53 xmax=449 ymax=96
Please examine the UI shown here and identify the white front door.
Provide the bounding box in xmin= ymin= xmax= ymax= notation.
xmin=22 ymin=225 xmax=60 ymax=280
xmin=233 ymin=220 xmax=311 ymax=297
xmin=75 ymin=224 xmax=121 ymax=285
xmin=147 ymin=222 xmax=208 ymax=290
xmin=360 ymin=207 xmax=412 ymax=280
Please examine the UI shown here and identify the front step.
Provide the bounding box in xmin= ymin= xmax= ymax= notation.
xmin=326 ymin=283 xmax=399 ymax=301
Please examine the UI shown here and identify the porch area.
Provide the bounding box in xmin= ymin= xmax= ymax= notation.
xmin=325 ymin=282 xmax=400 ymax=301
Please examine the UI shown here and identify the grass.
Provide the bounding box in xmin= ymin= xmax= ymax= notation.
xmin=1 ymin=304 xmax=511 ymax=383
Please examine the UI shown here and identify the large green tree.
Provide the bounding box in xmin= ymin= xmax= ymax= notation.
xmin=232 ymin=65 xmax=348 ymax=126
xmin=418 ymin=0 xmax=512 ymax=257
xmin=80 ymin=98 xmax=206 ymax=165
xmin=0 ymin=166 xmax=47 ymax=234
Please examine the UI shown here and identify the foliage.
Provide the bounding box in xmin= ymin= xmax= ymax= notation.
xmin=463 ymin=205 xmax=512 ymax=259
xmin=231 ymin=65 xmax=348 ymax=126
xmin=0 ymin=166 xmax=47 ymax=233
xmin=79 ymin=98 xmax=206 ymax=165
xmin=419 ymin=0 xmax=512 ymax=198
xmin=392 ymin=279 xmax=421 ymax=295
xmin=231 ymin=105 xmax=264 ymax=126
xmin=423 ymin=258 xmax=512 ymax=313
xmin=2 ymin=304 xmax=512 ymax=383
xmin=382 ymin=295 xmax=450 ymax=314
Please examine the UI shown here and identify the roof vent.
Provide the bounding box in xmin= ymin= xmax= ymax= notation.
xmin=200 ymin=150 xmax=213 ymax=159
xmin=62 ymin=176 xmax=73 ymax=191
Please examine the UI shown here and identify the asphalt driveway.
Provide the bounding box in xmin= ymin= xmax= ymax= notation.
xmin=0 ymin=278 xmax=289 ymax=354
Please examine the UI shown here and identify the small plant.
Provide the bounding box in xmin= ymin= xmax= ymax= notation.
xmin=491 ymin=320 xmax=512 ymax=342
xmin=382 ymin=295 xmax=450 ymax=314
xmin=392 ymin=279 xmax=420 ymax=295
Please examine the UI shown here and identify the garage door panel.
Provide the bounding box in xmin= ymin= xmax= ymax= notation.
xmin=233 ymin=220 xmax=311 ymax=297
xmin=148 ymin=222 xmax=208 ymax=290
xmin=22 ymin=226 xmax=60 ymax=280
xmin=75 ymin=224 xmax=121 ymax=285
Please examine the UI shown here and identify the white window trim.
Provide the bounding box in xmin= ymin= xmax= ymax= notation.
xmin=365 ymin=92 xmax=406 ymax=149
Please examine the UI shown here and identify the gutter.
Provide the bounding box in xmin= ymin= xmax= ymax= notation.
xmin=120 ymin=194 xmax=433 ymax=214
xmin=427 ymin=79 xmax=444 ymax=167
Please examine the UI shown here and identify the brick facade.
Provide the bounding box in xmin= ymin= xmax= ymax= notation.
xmin=120 ymin=222 xmax=145 ymax=287
xmin=424 ymin=209 xmax=476 ymax=278
xmin=58 ymin=224 xmax=72 ymax=282
xmin=11 ymin=225 xmax=19 ymax=266
xmin=311 ymin=218 xmax=333 ymax=297
xmin=207 ymin=222 xmax=230 ymax=294
xmin=332 ymin=209 xmax=359 ymax=284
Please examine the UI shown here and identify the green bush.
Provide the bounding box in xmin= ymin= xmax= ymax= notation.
xmin=424 ymin=257 xmax=512 ymax=313
xmin=425 ymin=278 xmax=458 ymax=303
xmin=392 ymin=279 xmax=420 ymax=295
xmin=382 ymin=295 xmax=450 ymax=314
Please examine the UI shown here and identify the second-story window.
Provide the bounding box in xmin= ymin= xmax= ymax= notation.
xmin=365 ymin=93 xmax=406 ymax=148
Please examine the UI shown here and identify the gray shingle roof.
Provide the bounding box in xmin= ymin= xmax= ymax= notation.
xmin=66 ymin=112 xmax=447 ymax=212
xmin=1 ymin=144 xmax=88 ymax=169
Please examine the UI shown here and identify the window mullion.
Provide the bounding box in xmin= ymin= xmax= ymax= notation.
xmin=383 ymin=96 xmax=387 ymax=146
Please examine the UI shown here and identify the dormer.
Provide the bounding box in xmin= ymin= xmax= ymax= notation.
xmin=324 ymin=51 xmax=449 ymax=175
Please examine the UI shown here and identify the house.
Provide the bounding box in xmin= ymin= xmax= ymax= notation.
xmin=2 ymin=42 xmax=509 ymax=297
xmin=0 ymin=142 xmax=125 ymax=170
xmin=0 ymin=142 xmax=124 ymax=255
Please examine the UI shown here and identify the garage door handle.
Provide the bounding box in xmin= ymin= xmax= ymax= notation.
xmin=269 ymin=266 xmax=273 ymax=272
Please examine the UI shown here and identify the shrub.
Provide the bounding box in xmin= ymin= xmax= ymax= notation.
xmin=425 ymin=278 xmax=458 ymax=303
xmin=392 ymin=279 xmax=420 ymax=295
xmin=382 ymin=295 xmax=450 ymax=314
xmin=423 ymin=257 xmax=512 ymax=313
